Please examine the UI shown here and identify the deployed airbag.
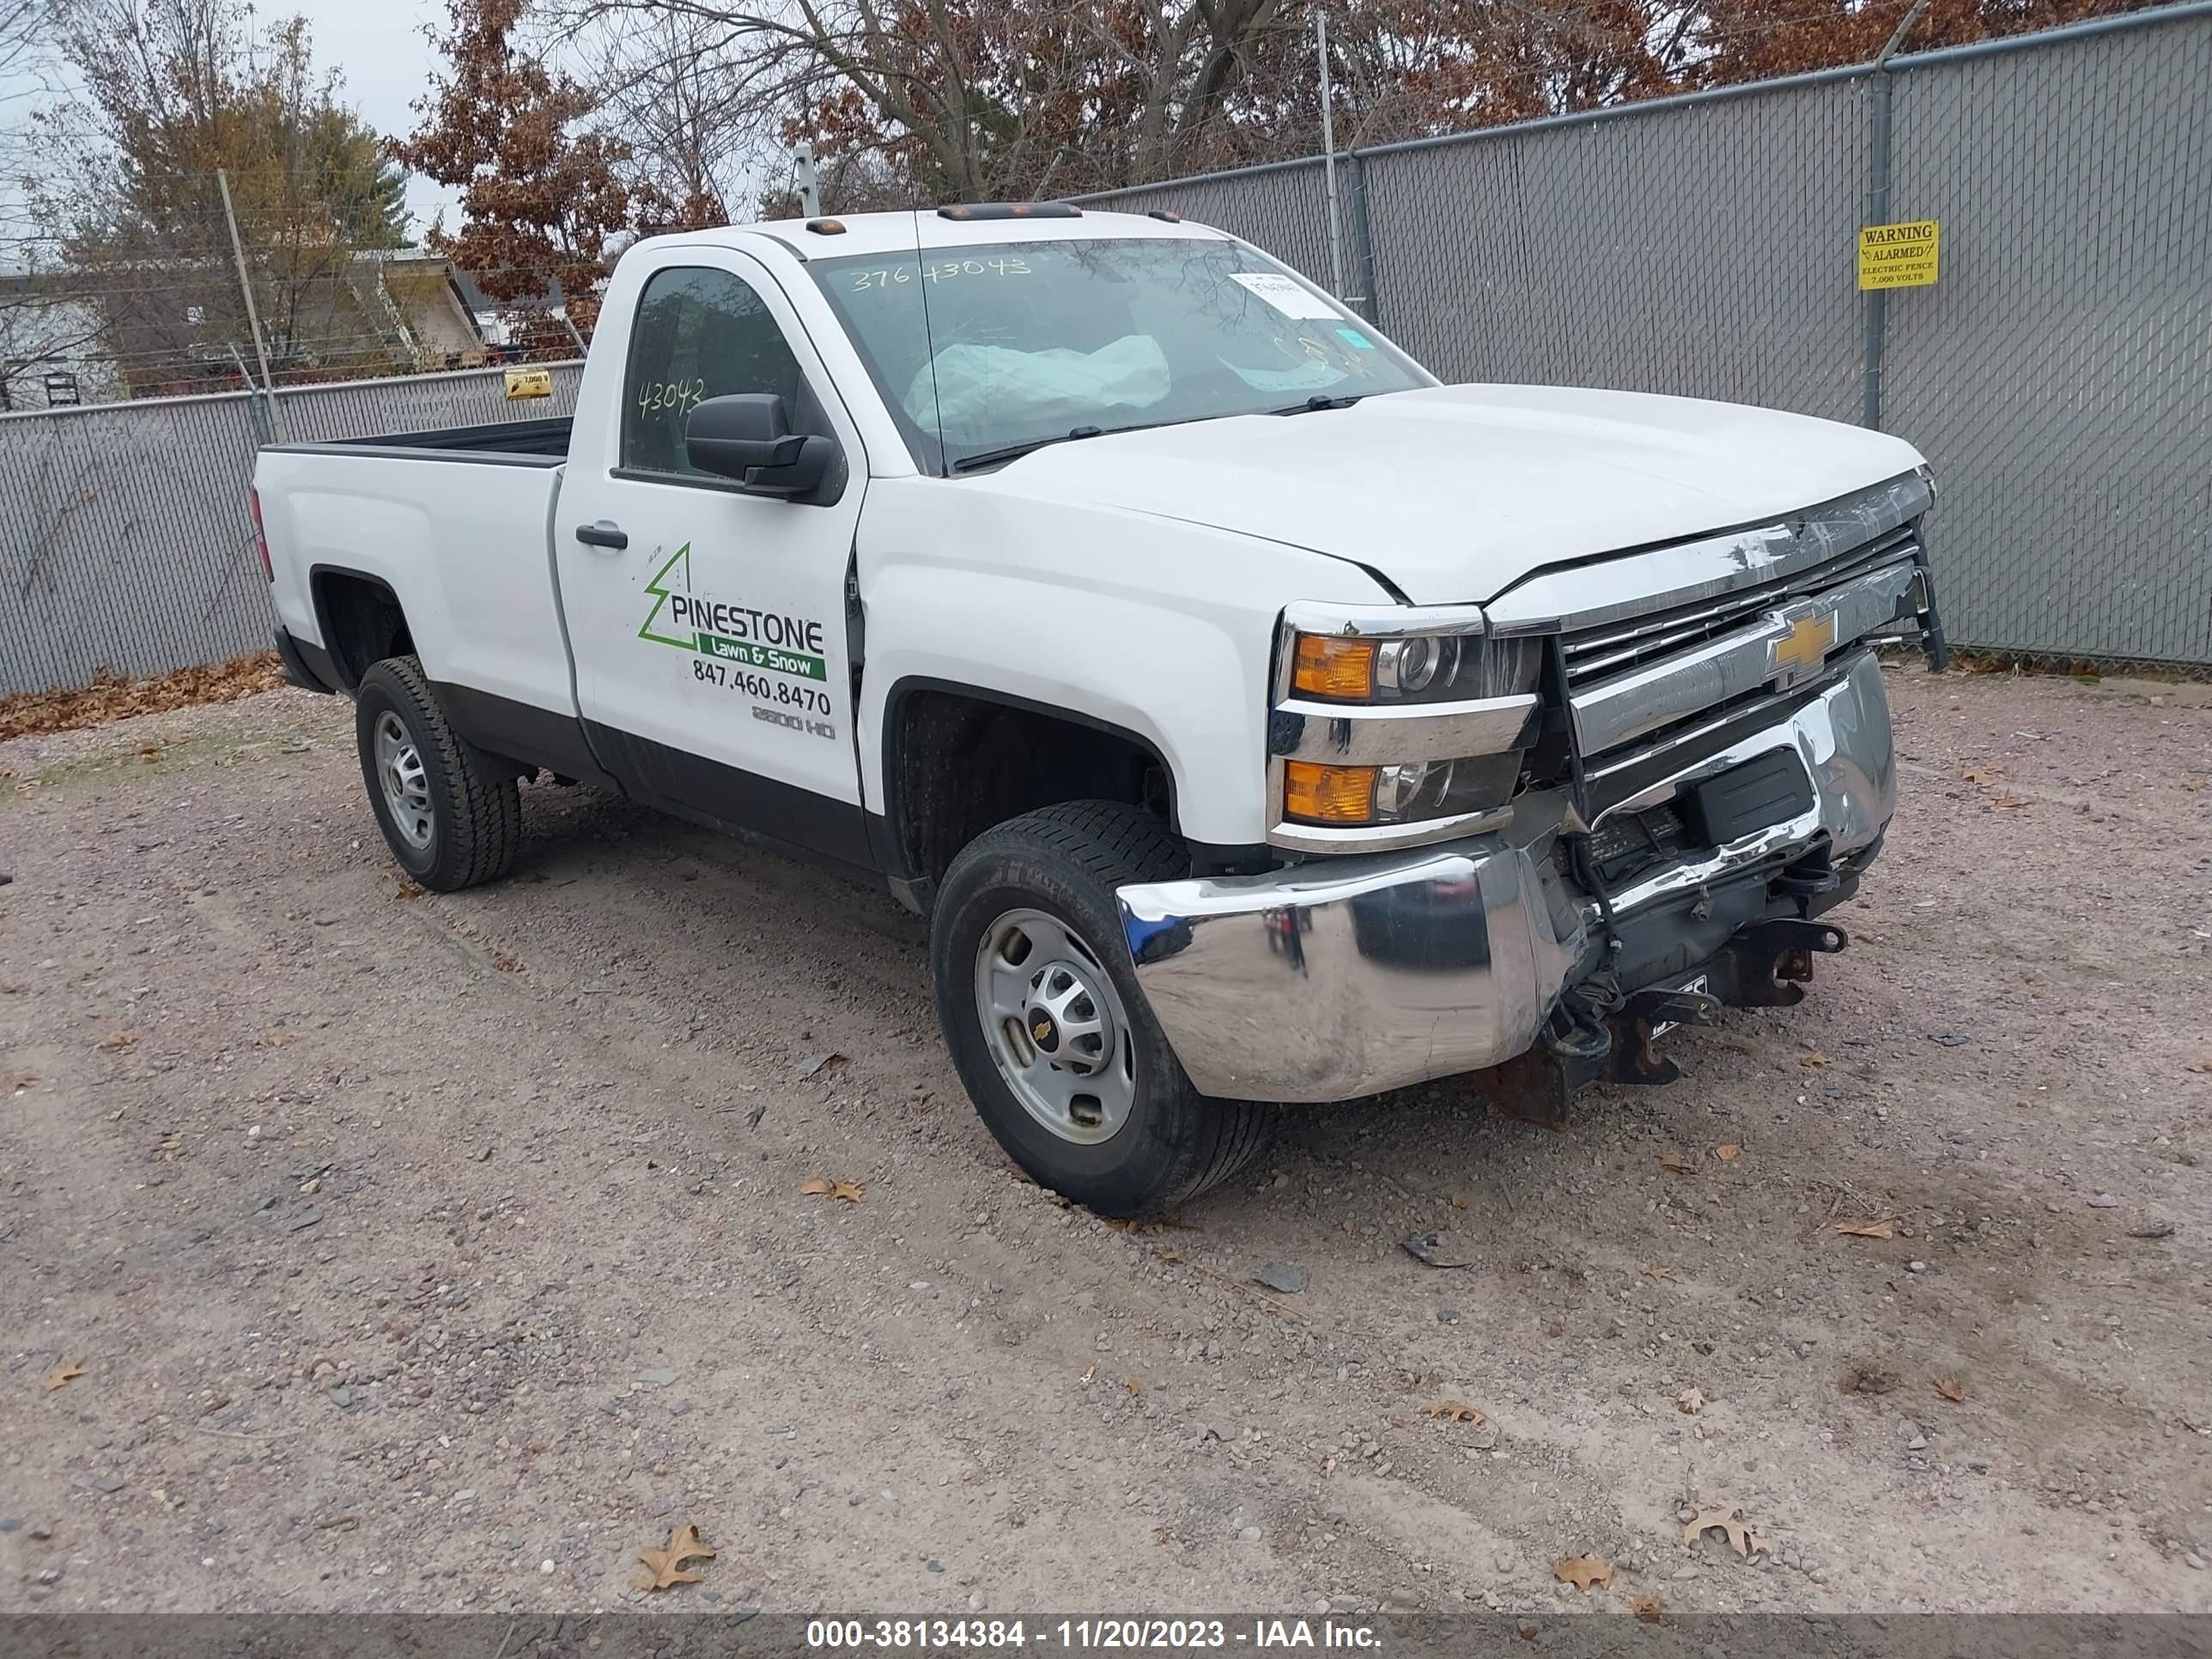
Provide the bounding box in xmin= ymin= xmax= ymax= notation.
xmin=907 ymin=334 xmax=1170 ymax=442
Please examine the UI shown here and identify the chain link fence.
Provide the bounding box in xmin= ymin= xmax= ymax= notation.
xmin=0 ymin=362 xmax=583 ymax=697
xmin=1080 ymin=4 xmax=2212 ymax=671
xmin=4 ymin=10 xmax=2208 ymax=696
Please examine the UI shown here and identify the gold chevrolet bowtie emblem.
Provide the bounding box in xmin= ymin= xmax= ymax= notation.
xmin=1772 ymin=611 xmax=1838 ymax=678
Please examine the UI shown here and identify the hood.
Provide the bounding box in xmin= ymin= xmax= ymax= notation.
xmin=981 ymin=384 xmax=1926 ymax=606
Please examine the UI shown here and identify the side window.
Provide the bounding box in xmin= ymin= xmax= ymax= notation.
xmin=621 ymin=265 xmax=806 ymax=477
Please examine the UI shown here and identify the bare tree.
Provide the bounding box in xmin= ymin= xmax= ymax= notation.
xmin=25 ymin=0 xmax=414 ymax=394
xmin=571 ymin=8 xmax=750 ymax=228
xmin=538 ymin=0 xmax=1317 ymax=204
xmin=536 ymin=0 xmax=1705 ymax=208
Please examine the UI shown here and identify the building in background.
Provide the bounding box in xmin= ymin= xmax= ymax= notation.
xmin=0 ymin=251 xmax=493 ymax=405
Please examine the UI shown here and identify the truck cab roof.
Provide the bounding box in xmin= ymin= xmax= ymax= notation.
xmin=629 ymin=207 xmax=1233 ymax=266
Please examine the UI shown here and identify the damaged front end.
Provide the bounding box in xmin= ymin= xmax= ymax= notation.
xmin=1116 ymin=646 xmax=1900 ymax=1107
xmin=1487 ymin=915 xmax=1850 ymax=1128
xmin=1117 ymin=470 xmax=1946 ymax=1110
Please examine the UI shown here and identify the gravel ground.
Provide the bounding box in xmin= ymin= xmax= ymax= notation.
xmin=3 ymin=664 xmax=2208 ymax=1617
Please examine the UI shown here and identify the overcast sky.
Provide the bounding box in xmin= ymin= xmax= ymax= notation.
xmin=2 ymin=0 xmax=611 ymax=254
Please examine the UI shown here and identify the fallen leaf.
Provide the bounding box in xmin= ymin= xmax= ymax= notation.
xmin=1680 ymin=1503 xmax=1771 ymax=1557
xmin=97 ymin=1030 xmax=137 ymax=1051
xmin=1934 ymin=1377 xmax=1966 ymax=1403
xmin=1553 ymin=1555 xmax=1614 ymax=1591
xmin=1675 ymin=1387 xmax=1705 ymax=1415
xmin=798 ymin=1177 xmax=832 ymax=1196
xmin=137 ymin=742 xmax=161 ymax=763
xmin=1656 ymin=1151 xmax=1703 ymax=1176
xmin=795 ymin=1051 xmax=847 ymax=1079
xmin=1714 ymin=1143 xmax=1741 ymax=1161
xmin=393 ymin=882 xmax=422 ymax=901
xmin=632 ymin=1522 xmax=716 ymax=1591
xmin=1960 ymin=766 xmax=1996 ymax=784
xmin=1449 ymin=1193 xmax=1468 ymax=1211
xmin=1991 ymin=793 xmax=2024 ymax=810
xmin=258 ymin=1030 xmax=298 ymax=1048
xmin=9 ymin=1071 xmax=34 ymax=1093
xmin=1401 ymin=1231 xmax=1474 ymax=1269
xmin=1641 ymin=1263 xmax=1676 ymax=1282
xmin=799 ymin=1177 xmax=864 ymax=1202
xmin=491 ymin=951 xmax=520 ymax=972
xmin=1629 ymin=1594 xmax=1664 ymax=1623
xmin=1126 ymin=1379 xmax=1142 ymax=1398
xmin=2185 ymin=1059 xmax=2212 ymax=1074
xmin=1835 ymin=1218 xmax=1899 ymax=1239
xmin=44 ymin=1359 xmax=86 ymax=1392
xmin=1801 ymin=1052 xmax=1831 ymax=1067
xmin=1423 ymin=1401 xmax=1484 ymax=1424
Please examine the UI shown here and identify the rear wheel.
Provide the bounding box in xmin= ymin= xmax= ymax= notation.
xmin=931 ymin=801 xmax=1276 ymax=1216
xmin=354 ymin=655 xmax=520 ymax=891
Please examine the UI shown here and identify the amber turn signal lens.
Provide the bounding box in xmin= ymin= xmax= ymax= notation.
xmin=1283 ymin=761 xmax=1379 ymax=824
xmin=1291 ymin=635 xmax=1376 ymax=700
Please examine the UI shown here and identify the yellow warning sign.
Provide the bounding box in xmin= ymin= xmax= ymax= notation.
xmin=503 ymin=366 xmax=554 ymax=399
xmin=1858 ymin=220 xmax=1940 ymax=290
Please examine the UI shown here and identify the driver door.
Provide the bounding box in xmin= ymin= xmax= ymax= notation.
xmin=556 ymin=249 xmax=872 ymax=868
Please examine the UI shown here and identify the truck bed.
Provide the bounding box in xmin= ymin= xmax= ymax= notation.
xmin=257 ymin=426 xmax=574 ymax=725
xmin=270 ymin=416 xmax=573 ymax=465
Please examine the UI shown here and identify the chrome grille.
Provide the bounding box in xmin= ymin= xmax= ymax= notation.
xmin=1561 ymin=523 xmax=1921 ymax=690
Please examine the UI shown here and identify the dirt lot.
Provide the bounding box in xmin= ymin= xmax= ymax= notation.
xmin=3 ymin=664 xmax=2209 ymax=1618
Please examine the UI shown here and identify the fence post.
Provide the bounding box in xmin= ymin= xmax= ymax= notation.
xmin=1859 ymin=73 xmax=1893 ymax=429
xmin=1316 ymin=11 xmax=1348 ymax=303
xmin=1346 ymin=152 xmax=1382 ymax=328
xmin=1860 ymin=0 xmax=1932 ymax=429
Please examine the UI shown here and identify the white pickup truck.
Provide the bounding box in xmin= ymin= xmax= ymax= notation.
xmin=255 ymin=205 xmax=1947 ymax=1215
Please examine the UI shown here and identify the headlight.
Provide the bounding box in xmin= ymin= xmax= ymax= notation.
xmin=1273 ymin=604 xmax=1542 ymax=847
xmin=1291 ymin=629 xmax=1540 ymax=705
xmin=1282 ymin=754 xmax=1524 ymax=828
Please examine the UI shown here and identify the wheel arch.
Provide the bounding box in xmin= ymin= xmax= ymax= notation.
xmin=311 ymin=565 xmax=415 ymax=692
xmin=877 ymin=676 xmax=1185 ymax=896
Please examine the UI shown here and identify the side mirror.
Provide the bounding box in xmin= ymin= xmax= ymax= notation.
xmin=684 ymin=393 xmax=841 ymax=501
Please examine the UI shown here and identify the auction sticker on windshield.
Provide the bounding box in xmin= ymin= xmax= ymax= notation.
xmin=1229 ymin=271 xmax=1342 ymax=319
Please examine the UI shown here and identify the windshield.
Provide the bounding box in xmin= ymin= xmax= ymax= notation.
xmin=808 ymin=235 xmax=1431 ymax=473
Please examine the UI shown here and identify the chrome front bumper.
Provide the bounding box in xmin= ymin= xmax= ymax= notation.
xmin=1116 ymin=650 xmax=1896 ymax=1103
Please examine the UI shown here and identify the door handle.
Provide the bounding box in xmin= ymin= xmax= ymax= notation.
xmin=574 ymin=520 xmax=628 ymax=550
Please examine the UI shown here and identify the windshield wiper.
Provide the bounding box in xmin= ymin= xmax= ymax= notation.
xmin=949 ymin=425 xmax=1108 ymax=475
xmin=1273 ymin=393 xmax=1364 ymax=415
xmin=951 ymin=416 xmax=1210 ymax=475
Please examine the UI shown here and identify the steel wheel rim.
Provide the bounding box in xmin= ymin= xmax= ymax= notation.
xmin=973 ymin=907 xmax=1137 ymax=1145
xmin=373 ymin=710 xmax=434 ymax=851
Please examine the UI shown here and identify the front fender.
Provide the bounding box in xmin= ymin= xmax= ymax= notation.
xmin=853 ymin=481 xmax=1392 ymax=847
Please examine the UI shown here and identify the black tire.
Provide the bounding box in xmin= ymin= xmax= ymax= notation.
xmin=931 ymin=800 xmax=1277 ymax=1216
xmin=354 ymin=655 xmax=520 ymax=892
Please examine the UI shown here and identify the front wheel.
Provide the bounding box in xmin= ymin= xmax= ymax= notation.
xmin=930 ymin=801 xmax=1276 ymax=1216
